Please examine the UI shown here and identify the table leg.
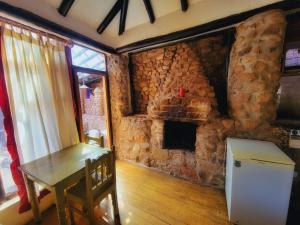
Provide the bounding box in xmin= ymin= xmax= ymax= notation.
xmin=54 ymin=185 xmax=67 ymax=225
xmin=24 ymin=175 xmax=41 ymax=223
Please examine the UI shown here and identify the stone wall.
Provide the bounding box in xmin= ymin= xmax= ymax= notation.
xmin=84 ymin=88 xmax=105 ymax=116
xmin=118 ymin=115 xmax=152 ymax=164
xmin=80 ymin=82 xmax=106 ymax=133
xmin=145 ymin=42 xmax=218 ymax=121
xmin=228 ymin=9 xmax=289 ymax=151
xmin=228 ymin=9 xmax=286 ymax=128
xmin=107 ymin=54 xmax=132 ymax=157
xmin=108 ymin=10 xmax=289 ymax=189
xmin=131 ymin=34 xmax=228 ymax=117
xmin=82 ymin=115 xmax=106 ymax=133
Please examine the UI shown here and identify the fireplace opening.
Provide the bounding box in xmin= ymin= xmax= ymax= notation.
xmin=163 ymin=121 xmax=197 ymax=151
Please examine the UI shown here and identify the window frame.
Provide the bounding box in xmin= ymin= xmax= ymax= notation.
xmin=71 ymin=44 xmax=107 ymax=73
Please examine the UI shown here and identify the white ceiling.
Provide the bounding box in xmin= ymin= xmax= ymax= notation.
xmin=1 ymin=0 xmax=283 ymax=49
xmin=43 ymin=0 xmax=204 ymax=31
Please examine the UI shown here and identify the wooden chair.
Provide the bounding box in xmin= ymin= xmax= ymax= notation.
xmin=66 ymin=147 xmax=120 ymax=225
xmin=84 ymin=133 xmax=104 ymax=147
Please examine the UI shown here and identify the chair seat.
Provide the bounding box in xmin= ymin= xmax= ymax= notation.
xmin=67 ymin=178 xmax=114 ymax=207
xmin=66 ymin=149 xmax=120 ymax=224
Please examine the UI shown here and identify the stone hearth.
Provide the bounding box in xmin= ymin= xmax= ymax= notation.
xmin=163 ymin=120 xmax=197 ymax=150
xmin=107 ymin=9 xmax=289 ymax=189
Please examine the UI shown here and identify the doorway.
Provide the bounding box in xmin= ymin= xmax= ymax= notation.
xmin=74 ymin=70 xmax=112 ymax=148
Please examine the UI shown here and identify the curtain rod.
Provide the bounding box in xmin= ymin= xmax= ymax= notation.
xmin=0 ymin=14 xmax=111 ymax=55
xmin=0 ymin=15 xmax=70 ymax=44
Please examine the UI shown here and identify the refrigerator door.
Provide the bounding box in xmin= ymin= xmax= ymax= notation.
xmin=225 ymin=144 xmax=234 ymax=219
xmin=230 ymin=158 xmax=294 ymax=225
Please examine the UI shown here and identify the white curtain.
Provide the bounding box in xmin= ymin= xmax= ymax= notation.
xmin=1 ymin=23 xmax=79 ymax=164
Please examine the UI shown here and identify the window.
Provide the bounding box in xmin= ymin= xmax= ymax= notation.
xmin=285 ymin=47 xmax=300 ymax=68
xmin=71 ymin=44 xmax=106 ymax=71
xmin=283 ymin=13 xmax=300 ymax=72
xmin=0 ymin=109 xmax=17 ymax=202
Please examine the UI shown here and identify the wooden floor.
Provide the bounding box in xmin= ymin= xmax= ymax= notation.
xmin=28 ymin=160 xmax=230 ymax=225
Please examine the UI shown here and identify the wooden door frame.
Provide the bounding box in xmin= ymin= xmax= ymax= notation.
xmin=72 ymin=66 xmax=113 ymax=148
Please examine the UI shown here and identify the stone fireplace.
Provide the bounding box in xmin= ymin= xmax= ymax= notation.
xmin=146 ymin=41 xmax=218 ymax=122
xmin=107 ymin=9 xmax=289 ymax=189
xmin=163 ymin=120 xmax=197 ymax=151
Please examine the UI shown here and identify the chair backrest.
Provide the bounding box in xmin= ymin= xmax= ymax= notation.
xmin=84 ymin=134 xmax=104 ymax=147
xmin=84 ymin=150 xmax=114 ymax=204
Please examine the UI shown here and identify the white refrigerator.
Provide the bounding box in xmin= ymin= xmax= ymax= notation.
xmin=226 ymin=138 xmax=295 ymax=225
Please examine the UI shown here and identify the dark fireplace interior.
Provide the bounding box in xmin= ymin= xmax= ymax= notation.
xmin=163 ymin=121 xmax=197 ymax=151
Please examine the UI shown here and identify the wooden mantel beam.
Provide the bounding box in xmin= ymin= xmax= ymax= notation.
xmin=143 ymin=0 xmax=155 ymax=23
xmin=181 ymin=0 xmax=188 ymax=12
xmin=119 ymin=0 xmax=129 ymax=35
xmin=97 ymin=0 xmax=122 ymax=34
xmin=58 ymin=0 xmax=75 ymax=17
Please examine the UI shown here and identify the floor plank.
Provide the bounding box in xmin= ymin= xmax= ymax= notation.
xmin=27 ymin=160 xmax=230 ymax=225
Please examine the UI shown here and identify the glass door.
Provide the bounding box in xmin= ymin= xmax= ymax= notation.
xmin=74 ymin=71 xmax=112 ymax=148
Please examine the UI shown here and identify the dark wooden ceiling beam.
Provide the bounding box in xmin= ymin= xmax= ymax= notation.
xmin=58 ymin=0 xmax=75 ymax=16
xmin=180 ymin=0 xmax=188 ymax=12
xmin=97 ymin=0 xmax=122 ymax=34
xmin=0 ymin=1 xmax=115 ymax=53
xmin=143 ymin=0 xmax=155 ymax=23
xmin=116 ymin=0 xmax=300 ymax=53
xmin=119 ymin=0 xmax=129 ymax=35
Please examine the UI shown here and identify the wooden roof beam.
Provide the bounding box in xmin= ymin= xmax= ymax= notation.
xmin=58 ymin=0 xmax=75 ymax=17
xmin=119 ymin=0 xmax=129 ymax=35
xmin=181 ymin=0 xmax=188 ymax=12
xmin=143 ymin=0 xmax=155 ymax=23
xmin=97 ymin=0 xmax=122 ymax=34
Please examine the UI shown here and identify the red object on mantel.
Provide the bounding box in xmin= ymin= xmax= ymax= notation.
xmin=179 ymin=87 xmax=185 ymax=97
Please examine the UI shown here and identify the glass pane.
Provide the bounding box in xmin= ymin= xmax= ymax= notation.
xmin=285 ymin=48 xmax=300 ymax=67
xmin=277 ymin=75 xmax=300 ymax=119
xmin=77 ymin=73 xmax=109 ymax=147
xmin=71 ymin=44 xmax=106 ymax=71
xmin=0 ymin=109 xmax=17 ymax=198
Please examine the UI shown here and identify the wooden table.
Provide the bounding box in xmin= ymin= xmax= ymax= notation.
xmin=20 ymin=144 xmax=110 ymax=225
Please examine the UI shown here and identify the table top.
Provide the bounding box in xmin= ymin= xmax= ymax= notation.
xmin=20 ymin=144 xmax=110 ymax=187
